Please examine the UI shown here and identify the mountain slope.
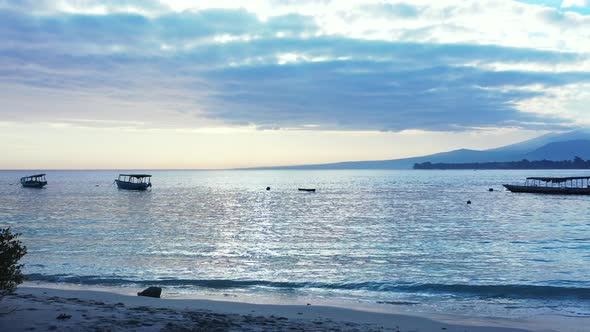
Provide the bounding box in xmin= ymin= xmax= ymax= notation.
xmin=523 ymin=139 xmax=590 ymax=161
xmin=246 ymin=130 xmax=590 ymax=170
xmin=489 ymin=129 xmax=590 ymax=153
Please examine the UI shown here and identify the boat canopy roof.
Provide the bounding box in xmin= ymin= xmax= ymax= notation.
xmin=119 ymin=174 xmax=151 ymax=178
xmin=22 ymin=174 xmax=46 ymax=178
xmin=527 ymin=176 xmax=590 ymax=183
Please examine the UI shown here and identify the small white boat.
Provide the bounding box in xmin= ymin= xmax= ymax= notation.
xmin=20 ymin=174 xmax=47 ymax=188
xmin=115 ymin=174 xmax=152 ymax=190
xmin=504 ymin=176 xmax=590 ymax=195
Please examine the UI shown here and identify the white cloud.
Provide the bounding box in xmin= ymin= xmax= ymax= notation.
xmin=516 ymin=83 xmax=590 ymax=127
xmin=2 ymin=1 xmax=590 ymax=52
xmin=561 ymin=0 xmax=590 ymax=8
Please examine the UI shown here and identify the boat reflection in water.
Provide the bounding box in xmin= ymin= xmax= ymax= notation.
xmin=504 ymin=176 xmax=590 ymax=195
xmin=115 ymin=174 xmax=152 ymax=191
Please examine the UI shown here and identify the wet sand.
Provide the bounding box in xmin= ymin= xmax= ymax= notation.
xmin=0 ymin=286 xmax=570 ymax=331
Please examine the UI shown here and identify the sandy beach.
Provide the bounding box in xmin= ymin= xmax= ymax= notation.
xmin=1 ymin=284 xmax=581 ymax=332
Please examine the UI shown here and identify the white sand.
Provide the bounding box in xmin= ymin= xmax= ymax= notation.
xmin=0 ymin=284 xmax=583 ymax=331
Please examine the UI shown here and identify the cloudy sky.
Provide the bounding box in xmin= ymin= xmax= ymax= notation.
xmin=1 ymin=0 xmax=589 ymax=169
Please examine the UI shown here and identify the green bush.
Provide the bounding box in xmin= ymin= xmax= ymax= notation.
xmin=0 ymin=228 xmax=27 ymax=297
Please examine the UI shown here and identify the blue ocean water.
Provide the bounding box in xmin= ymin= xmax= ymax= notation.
xmin=1 ymin=170 xmax=590 ymax=318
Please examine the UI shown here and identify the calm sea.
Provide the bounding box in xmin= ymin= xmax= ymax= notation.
xmin=1 ymin=170 xmax=590 ymax=318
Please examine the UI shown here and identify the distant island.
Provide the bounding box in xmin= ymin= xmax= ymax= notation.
xmin=413 ymin=157 xmax=590 ymax=170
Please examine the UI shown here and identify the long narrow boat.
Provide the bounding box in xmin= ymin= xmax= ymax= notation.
xmin=115 ymin=174 xmax=152 ymax=190
xmin=298 ymin=188 xmax=316 ymax=192
xmin=504 ymin=176 xmax=590 ymax=195
xmin=20 ymin=174 xmax=48 ymax=188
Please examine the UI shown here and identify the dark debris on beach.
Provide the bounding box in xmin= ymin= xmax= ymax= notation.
xmin=1 ymin=292 xmax=402 ymax=332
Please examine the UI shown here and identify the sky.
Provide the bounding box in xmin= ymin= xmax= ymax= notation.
xmin=1 ymin=0 xmax=590 ymax=169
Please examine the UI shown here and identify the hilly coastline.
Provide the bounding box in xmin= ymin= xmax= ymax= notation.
xmin=246 ymin=130 xmax=590 ymax=170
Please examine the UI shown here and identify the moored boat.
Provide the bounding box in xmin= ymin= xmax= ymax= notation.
xmin=20 ymin=174 xmax=47 ymax=188
xmin=115 ymin=174 xmax=152 ymax=190
xmin=504 ymin=176 xmax=590 ymax=195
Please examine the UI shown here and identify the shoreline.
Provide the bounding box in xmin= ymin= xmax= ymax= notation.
xmin=1 ymin=284 xmax=581 ymax=331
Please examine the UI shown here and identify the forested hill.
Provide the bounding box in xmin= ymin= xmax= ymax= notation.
xmin=413 ymin=157 xmax=590 ymax=170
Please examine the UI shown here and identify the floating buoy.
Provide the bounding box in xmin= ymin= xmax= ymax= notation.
xmin=467 ymin=200 xmax=472 ymax=204
xmin=266 ymin=186 xmax=270 ymax=191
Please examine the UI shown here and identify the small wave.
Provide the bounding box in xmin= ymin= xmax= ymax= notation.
xmin=25 ymin=274 xmax=590 ymax=300
xmin=399 ymin=283 xmax=590 ymax=300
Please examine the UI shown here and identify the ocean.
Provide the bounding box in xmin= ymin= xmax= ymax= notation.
xmin=1 ymin=169 xmax=590 ymax=319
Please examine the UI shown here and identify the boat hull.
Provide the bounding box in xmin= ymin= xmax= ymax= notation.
xmin=115 ymin=180 xmax=151 ymax=191
xmin=298 ymin=188 xmax=316 ymax=192
xmin=21 ymin=181 xmax=47 ymax=189
xmin=503 ymin=184 xmax=590 ymax=195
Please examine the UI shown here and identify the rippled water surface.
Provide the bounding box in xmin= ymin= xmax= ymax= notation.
xmin=1 ymin=170 xmax=590 ymax=317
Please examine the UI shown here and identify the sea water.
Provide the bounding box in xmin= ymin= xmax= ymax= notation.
xmin=1 ymin=169 xmax=590 ymax=319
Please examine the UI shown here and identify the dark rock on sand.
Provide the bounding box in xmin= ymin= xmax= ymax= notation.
xmin=137 ymin=287 xmax=162 ymax=298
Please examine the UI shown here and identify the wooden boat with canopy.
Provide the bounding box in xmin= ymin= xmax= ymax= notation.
xmin=504 ymin=176 xmax=590 ymax=195
xmin=115 ymin=174 xmax=152 ymax=190
xmin=20 ymin=174 xmax=47 ymax=188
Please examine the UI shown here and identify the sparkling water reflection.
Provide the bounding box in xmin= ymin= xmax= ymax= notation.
xmin=1 ymin=170 xmax=590 ymax=317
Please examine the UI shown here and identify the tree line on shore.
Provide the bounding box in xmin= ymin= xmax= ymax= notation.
xmin=413 ymin=157 xmax=590 ymax=170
